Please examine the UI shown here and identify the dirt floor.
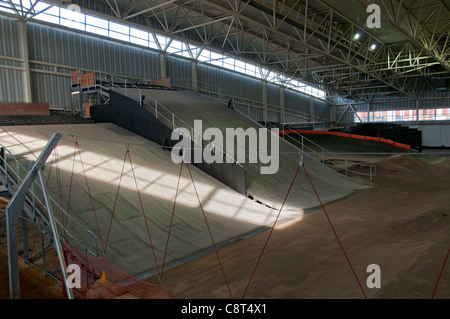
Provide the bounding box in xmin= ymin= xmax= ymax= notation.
xmin=1 ymin=152 xmax=450 ymax=299
xmin=155 ymin=153 xmax=450 ymax=299
xmin=0 ymin=247 xmax=62 ymax=299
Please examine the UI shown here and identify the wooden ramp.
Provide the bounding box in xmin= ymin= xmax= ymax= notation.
xmin=115 ymin=88 xmax=366 ymax=213
xmin=0 ymin=123 xmax=303 ymax=278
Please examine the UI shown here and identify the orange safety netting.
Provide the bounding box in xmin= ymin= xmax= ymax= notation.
xmin=63 ymin=244 xmax=176 ymax=299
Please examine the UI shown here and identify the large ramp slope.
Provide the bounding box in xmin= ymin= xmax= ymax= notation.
xmin=116 ymin=88 xmax=366 ymax=213
xmin=0 ymin=123 xmax=297 ymax=277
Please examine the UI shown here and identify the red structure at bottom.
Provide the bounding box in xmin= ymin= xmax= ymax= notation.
xmin=62 ymin=244 xmax=176 ymax=299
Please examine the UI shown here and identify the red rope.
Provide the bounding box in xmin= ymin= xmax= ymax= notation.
xmin=75 ymin=141 xmax=104 ymax=252
xmin=55 ymin=146 xmax=65 ymax=230
xmin=161 ymin=160 xmax=184 ymax=280
xmin=432 ymin=247 xmax=450 ymax=299
xmin=185 ymin=160 xmax=233 ymax=299
xmin=302 ymin=164 xmax=367 ymax=299
xmin=63 ymin=140 xmax=78 ymax=232
xmin=127 ymin=149 xmax=161 ymax=278
xmin=104 ymin=149 xmax=128 ymax=253
xmin=241 ymin=164 xmax=301 ymax=299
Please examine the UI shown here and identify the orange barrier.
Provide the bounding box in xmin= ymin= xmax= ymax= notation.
xmin=335 ymin=132 xmax=350 ymax=138
xmin=280 ymin=129 xmax=413 ymax=150
xmin=71 ymin=70 xmax=80 ymax=84
xmin=306 ymin=130 xmax=326 ymax=135
xmin=350 ymin=134 xmax=365 ymax=140
xmin=72 ymin=70 xmax=95 ymax=88
xmin=365 ymin=136 xmax=380 ymax=142
xmin=84 ymin=102 xmax=90 ymax=117
xmin=379 ymin=138 xmax=394 ymax=146
xmin=81 ymin=72 xmax=95 ymax=88
xmin=393 ymin=142 xmax=412 ymax=150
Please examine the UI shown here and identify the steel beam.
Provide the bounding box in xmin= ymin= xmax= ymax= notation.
xmin=6 ymin=132 xmax=63 ymax=299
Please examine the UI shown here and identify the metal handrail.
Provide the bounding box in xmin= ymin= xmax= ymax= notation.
xmin=280 ymin=128 xmax=376 ymax=183
xmin=0 ymin=143 xmax=99 ymax=256
xmin=231 ymin=107 xmax=376 ymax=184
xmin=73 ymin=70 xmax=244 ymax=168
xmin=172 ymin=78 xmax=318 ymax=123
xmin=170 ymin=79 xmax=376 ymax=184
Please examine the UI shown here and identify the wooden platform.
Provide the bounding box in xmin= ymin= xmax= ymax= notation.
xmin=0 ymin=103 xmax=49 ymax=116
xmin=0 ymin=123 xmax=303 ymax=277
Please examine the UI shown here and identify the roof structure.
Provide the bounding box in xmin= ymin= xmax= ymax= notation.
xmin=5 ymin=0 xmax=450 ymax=103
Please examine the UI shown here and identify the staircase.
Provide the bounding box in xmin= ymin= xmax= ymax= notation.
xmin=0 ymin=143 xmax=99 ymax=279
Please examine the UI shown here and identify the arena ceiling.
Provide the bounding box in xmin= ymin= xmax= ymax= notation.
xmin=8 ymin=0 xmax=450 ymax=103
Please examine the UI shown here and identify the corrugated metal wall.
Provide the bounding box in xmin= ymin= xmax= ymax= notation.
xmin=0 ymin=17 xmax=24 ymax=102
xmin=166 ymin=55 xmax=191 ymax=84
xmin=30 ymin=72 xmax=71 ymax=107
xmin=315 ymin=98 xmax=329 ymax=121
xmin=285 ymin=88 xmax=310 ymax=115
xmin=335 ymin=104 xmax=355 ymax=124
xmin=0 ymin=14 xmax=332 ymax=122
xmin=0 ymin=68 xmax=24 ymax=102
xmin=27 ymin=23 xmax=161 ymax=78
xmin=267 ymin=83 xmax=280 ymax=122
xmin=197 ymin=63 xmax=263 ymax=103
xmin=0 ymin=17 xmax=21 ymax=56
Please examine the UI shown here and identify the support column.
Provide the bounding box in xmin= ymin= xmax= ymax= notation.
xmin=279 ymin=87 xmax=285 ymax=124
xmin=160 ymin=53 xmax=167 ymax=79
xmin=262 ymin=81 xmax=268 ymax=123
xmin=330 ymin=104 xmax=336 ymax=124
xmin=18 ymin=20 xmax=32 ymax=103
xmin=310 ymin=97 xmax=315 ymax=123
xmin=6 ymin=132 xmax=64 ymax=299
xmin=192 ymin=61 xmax=198 ymax=92
xmin=21 ymin=211 xmax=29 ymax=263
xmin=416 ymin=99 xmax=419 ymax=121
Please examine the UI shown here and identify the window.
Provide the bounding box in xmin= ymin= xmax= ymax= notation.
xmin=355 ymin=108 xmax=450 ymax=123
xmin=418 ymin=109 xmax=436 ymax=121
xmin=436 ymin=108 xmax=450 ymax=121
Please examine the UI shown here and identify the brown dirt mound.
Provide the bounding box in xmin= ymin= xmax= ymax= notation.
xmin=372 ymin=154 xmax=429 ymax=173
xmin=154 ymin=154 xmax=450 ymax=299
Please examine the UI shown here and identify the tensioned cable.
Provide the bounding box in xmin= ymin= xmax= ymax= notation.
xmin=241 ymin=163 xmax=301 ymax=299
xmin=302 ymin=164 xmax=367 ymax=299
xmin=54 ymin=132 xmax=311 ymax=155
xmin=432 ymin=247 xmax=450 ymax=299
xmin=127 ymin=147 xmax=161 ymax=278
xmin=184 ymin=158 xmax=234 ymax=299
xmin=160 ymin=161 xmax=184 ymax=282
